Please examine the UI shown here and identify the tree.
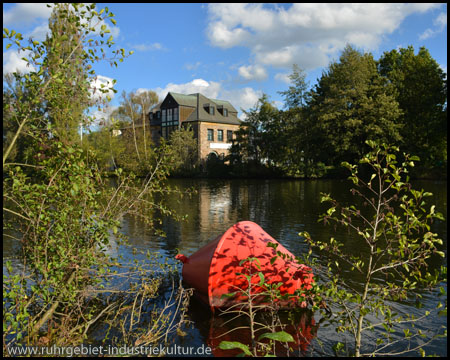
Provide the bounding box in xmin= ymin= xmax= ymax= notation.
xmin=4 ymin=4 xmax=190 ymax=350
xmin=109 ymin=90 xmax=159 ymax=171
xmin=277 ymin=64 xmax=322 ymax=177
xmin=133 ymin=90 xmax=159 ymax=160
xmin=44 ymin=3 xmax=91 ymax=142
xmin=82 ymin=124 xmax=126 ymax=171
xmin=232 ymin=94 xmax=279 ymax=166
xmin=165 ymin=125 xmax=199 ymax=176
xmin=378 ymin=46 xmax=447 ymax=173
xmin=308 ymin=45 xmax=402 ymax=167
xmin=301 ymin=141 xmax=446 ymax=356
xmin=278 ymin=64 xmax=311 ymax=109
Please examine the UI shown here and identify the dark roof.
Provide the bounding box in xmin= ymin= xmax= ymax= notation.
xmin=149 ymin=92 xmax=241 ymax=126
xmin=170 ymin=93 xmax=198 ymax=108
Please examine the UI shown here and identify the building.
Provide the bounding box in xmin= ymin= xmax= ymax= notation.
xmin=149 ymin=92 xmax=241 ymax=164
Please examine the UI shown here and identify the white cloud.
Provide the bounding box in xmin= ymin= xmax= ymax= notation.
xmin=3 ymin=3 xmax=53 ymax=26
xmin=154 ymin=78 xmax=222 ymax=101
xmin=220 ymin=87 xmax=263 ymax=117
xmin=208 ymin=21 xmax=251 ymax=48
xmin=132 ymin=43 xmax=164 ymax=52
xmin=274 ymin=72 xmax=291 ymax=84
xmin=3 ymin=49 xmax=35 ymax=75
xmin=420 ymin=12 xmax=447 ymax=40
xmin=90 ymin=75 xmax=116 ymax=103
xmin=238 ymin=64 xmax=268 ymax=81
xmin=3 ymin=3 xmax=120 ymax=43
xmin=207 ymin=3 xmax=443 ymax=72
xmin=28 ymin=23 xmax=50 ymax=41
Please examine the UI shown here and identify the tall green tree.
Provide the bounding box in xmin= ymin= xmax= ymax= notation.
xmin=277 ymin=64 xmax=321 ymax=177
xmin=44 ymin=3 xmax=90 ymax=143
xmin=378 ymin=46 xmax=447 ymax=172
xmin=278 ymin=64 xmax=311 ymax=109
xmin=308 ymin=45 xmax=402 ymax=166
xmin=231 ymin=94 xmax=279 ymax=166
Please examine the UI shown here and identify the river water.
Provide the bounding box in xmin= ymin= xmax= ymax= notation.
xmin=118 ymin=178 xmax=447 ymax=357
xmin=3 ymin=178 xmax=447 ymax=356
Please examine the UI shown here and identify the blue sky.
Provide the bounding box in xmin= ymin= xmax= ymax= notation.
xmin=3 ymin=3 xmax=447 ymax=124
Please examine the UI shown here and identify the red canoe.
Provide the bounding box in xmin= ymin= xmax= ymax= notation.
xmin=175 ymin=221 xmax=314 ymax=309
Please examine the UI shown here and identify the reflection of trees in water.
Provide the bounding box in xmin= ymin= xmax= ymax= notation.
xmin=104 ymin=178 xmax=446 ymax=357
xmin=208 ymin=310 xmax=317 ymax=357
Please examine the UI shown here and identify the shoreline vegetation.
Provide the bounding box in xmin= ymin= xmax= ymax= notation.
xmin=100 ymin=164 xmax=448 ymax=181
xmin=3 ymin=3 xmax=446 ymax=357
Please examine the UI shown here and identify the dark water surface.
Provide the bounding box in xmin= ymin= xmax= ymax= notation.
xmin=117 ymin=178 xmax=447 ymax=357
xmin=3 ymin=178 xmax=447 ymax=356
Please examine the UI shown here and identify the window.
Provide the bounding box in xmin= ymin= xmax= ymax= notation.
xmin=209 ymin=106 xmax=215 ymax=115
xmin=173 ymin=107 xmax=178 ymax=121
xmin=217 ymin=129 xmax=223 ymax=141
xmin=227 ymin=130 xmax=233 ymax=142
xmin=162 ymin=109 xmax=166 ymax=123
xmin=224 ymin=108 xmax=228 ymax=117
xmin=168 ymin=108 xmax=172 ymax=121
xmin=207 ymin=129 xmax=214 ymax=141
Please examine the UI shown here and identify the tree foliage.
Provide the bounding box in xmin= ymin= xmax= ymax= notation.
xmin=165 ymin=125 xmax=199 ymax=176
xmin=44 ymin=3 xmax=91 ymax=142
xmin=231 ymin=94 xmax=278 ymax=166
xmin=278 ymin=64 xmax=310 ymax=109
xmin=3 ymin=4 xmax=190 ymax=351
xmin=378 ymin=46 xmax=447 ymax=172
xmin=300 ymin=141 xmax=447 ymax=356
xmin=104 ymin=89 xmax=159 ymax=174
xmin=229 ymin=45 xmax=446 ymax=179
xmin=3 ymin=72 xmax=42 ymax=165
xmin=308 ymin=45 xmax=402 ymax=167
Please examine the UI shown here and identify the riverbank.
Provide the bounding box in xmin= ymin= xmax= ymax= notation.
xmin=103 ymin=162 xmax=447 ymax=181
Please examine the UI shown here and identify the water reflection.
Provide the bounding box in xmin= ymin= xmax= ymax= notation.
xmin=142 ymin=178 xmax=446 ymax=357
xmin=5 ymin=178 xmax=445 ymax=355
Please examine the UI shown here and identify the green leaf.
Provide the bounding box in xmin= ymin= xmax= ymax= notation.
xmin=218 ymin=341 xmax=252 ymax=356
xmin=258 ymin=331 xmax=294 ymax=343
xmin=258 ymin=272 xmax=265 ymax=286
xmin=270 ymin=256 xmax=277 ymax=265
xmin=220 ymin=292 xmax=237 ymax=299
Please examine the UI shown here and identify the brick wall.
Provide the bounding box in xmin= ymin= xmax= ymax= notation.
xmin=197 ymin=122 xmax=240 ymax=162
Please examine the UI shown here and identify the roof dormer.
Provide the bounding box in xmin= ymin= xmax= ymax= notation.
xmin=217 ymin=105 xmax=228 ymax=117
xmin=204 ymin=103 xmax=215 ymax=115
